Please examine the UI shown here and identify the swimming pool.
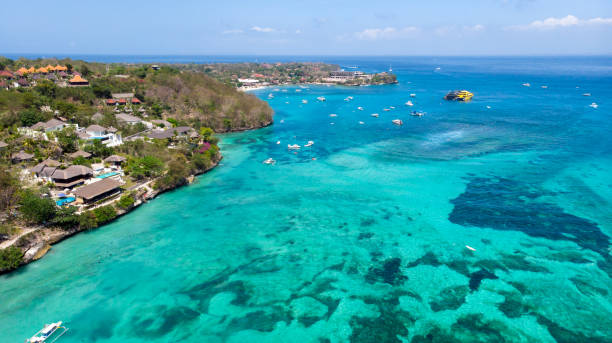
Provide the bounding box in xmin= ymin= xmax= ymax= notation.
xmin=55 ymin=197 xmax=75 ymax=206
xmin=96 ymin=172 xmax=119 ymax=179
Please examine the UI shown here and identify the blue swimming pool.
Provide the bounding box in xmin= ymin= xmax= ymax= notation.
xmin=55 ymin=197 xmax=75 ymax=206
xmin=96 ymin=172 xmax=119 ymax=179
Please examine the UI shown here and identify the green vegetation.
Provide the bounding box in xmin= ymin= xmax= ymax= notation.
xmin=19 ymin=190 xmax=56 ymax=224
xmin=93 ymin=205 xmax=117 ymax=225
xmin=0 ymin=246 xmax=23 ymax=271
xmin=116 ymin=193 xmax=135 ymax=210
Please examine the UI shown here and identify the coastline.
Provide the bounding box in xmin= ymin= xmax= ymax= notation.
xmin=0 ymin=154 xmax=223 ymax=275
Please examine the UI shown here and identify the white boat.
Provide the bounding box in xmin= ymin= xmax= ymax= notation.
xmin=317 ymin=96 xmax=326 ymax=102
xmin=390 ymin=106 xmax=395 ymax=109
xmin=358 ymin=121 xmax=365 ymax=125
xmin=280 ymin=119 xmax=284 ymax=123
xmin=410 ymin=111 xmax=425 ymax=117
xmin=371 ymin=113 xmax=379 ymax=117
xmin=383 ymin=108 xmax=390 ymax=112
xmin=329 ymin=113 xmax=337 ymax=117
xmin=466 ymin=245 xmax=476 ymax=251
xmin=27 ymin=321 xmax=68 ymax=343
xmin=301 ymin=99 xmax=308 ymax=104
xmin=263 ymin=158 xmax=276 ymax=165
xmin=357 ymin=107 xmax=364 ymax=111
xmin=288 ymin=144 xmax=301 ymax=150
xmin=435 ymin=67 xmax=441 ymax=71
xmin=405 ymin=101 xmax=413 ymax=106
xmin=276 ymin=140 xmax=281 ymax=145
xmin=305 ymin=141 xmax=314 ymax=147
xmin=583 ymin=93 xmax=591 ymax=96
xmin=589 ymin=102 xmax=599 ymax=109
xmin=410 ymin=93 xmax=416 ymax=97
xmin=347 ymin=96 xmax=354 ymax=100
xmin=267 ymin=93 xmax=274 ymax=98
xmin=522 ymin=83 xmax=531 ymax=87
xmin=486 ymin=105 xmax=491 ymax=109
xmin=541 ymin=85 xmax=548 ymax=89
xmin=392 ymin=119 xmax=403 ymax=126
xmin=295 ymin=89 xmax=302 ymax=92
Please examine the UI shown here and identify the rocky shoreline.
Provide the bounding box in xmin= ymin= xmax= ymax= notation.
xmin=0 ymin=156 xmax=222 ymax=275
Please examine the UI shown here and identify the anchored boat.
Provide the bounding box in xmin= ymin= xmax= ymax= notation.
xmin=444 ymin=90 xmax=473 ymax=102
xmin=26 ymin=321 xmax=68 ymax=343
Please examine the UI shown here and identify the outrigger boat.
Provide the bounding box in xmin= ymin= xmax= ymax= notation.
xmin=392 ymin=119 xmax=403 ymax=126
xmin=26 ymin=321 xmax=68 ymax=343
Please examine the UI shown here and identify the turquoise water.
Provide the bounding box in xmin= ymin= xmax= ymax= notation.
xmin=1 ymin=57 xmax=612 ymax=342
xmin=55 ymin=197 xmax=75 ymax=206
xmin=96 ymin=172 xmax=120 ymax=179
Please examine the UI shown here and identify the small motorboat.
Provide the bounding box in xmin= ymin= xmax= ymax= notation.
xmin=410 ymin=93 xmax=416 ymax=97
xmin=305 ymin=141 xmax=314 ymax=147
xmin=465 ymin=245 xmax=476 ymax=251
xmin=27 ymin=321 xmax=68 ymax=343
xmin=295 ymin=89 xmax=302 ymax=92
xmin=329 ymin=113 xmax=337 ymax=117
xmin=276 ymin=141 xmax=281 ymax=145
xmin=589 ymin=102 xmax=599 ymax=109
xmin=583 ymin=93 xmax=591 ymax=96
xmin=405 ymin=101 xmax=413 ymax=106
xmin=347 ymin=96 xmax=354 ymax=100
xmin=317 ymin=96 xmax=326 ymax=102
xmin=357 ymin=107 xmax=364 ymax=111
xmin=522 ymin=83 xmax=531 ymax=87
xmin=541 ymin=85 xmax=548 ymax=89
xmin=486 ymin=105 xmax=491 ymax=109
xmin=392 ymin=119 xmax=403 ymax=126
xmin=301 ymin=99 xmax=308 ymax=104
xmin=383 ymin=108 xmax=390 ymax=111
xmin=411 ymin=111 xmax=425 ymax=117
xmin=263 ymin=158 xmax=276 ymax=165
xmin=390 ymin=106 xmax=395 ymax=109
xmin=358 ymin=121 xmax=365 ymax=125
xmin=267 ymin=93 xmax=274 ymax=98
xmin=280 ymin=119 xmax=285 ymax=123
xmin=371 ymin=113 xmax=379 ymax=117
xmin=288 ymin=144 xmax=301 ymax=150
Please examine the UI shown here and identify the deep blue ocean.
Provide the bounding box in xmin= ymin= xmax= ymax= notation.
xmin=1 ymin=56 xmax=611 ymax=342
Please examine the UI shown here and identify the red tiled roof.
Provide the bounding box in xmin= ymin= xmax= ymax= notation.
xmin=131 ymin=97 xmax=141 ymax=104
xmin=106 ymin=99 xmax=117 ymax=104
xmin=118 ymin=99 xmax=127 ymax=104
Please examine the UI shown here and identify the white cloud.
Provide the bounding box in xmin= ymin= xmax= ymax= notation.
xmin=466 ymin=24 xmax=485 ymax=32
xmin=295 ymin=29 xmax=302 ymax=34
xmin=354 ymin=26 xmax=419 ymax=40
xmin=434 ymin=25 xmax=485 ymax=37
xmin=222 ymin=29 xmax=244 ymax=35
xmin=509 ymin=15 xmax=612 ymax=30
xmin=251 ymin=26 xmax=276 ymax=33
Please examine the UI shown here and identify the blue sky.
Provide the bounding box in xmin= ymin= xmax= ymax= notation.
xmin=1 ymin=0 xmax=611 ymax=55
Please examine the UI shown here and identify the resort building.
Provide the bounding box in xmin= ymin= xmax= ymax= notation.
xmin=104 ymin=155 xmax=127 ymax=167
xmin=147 ymin=126 xmax=195 ymax=140
xmin=116 ymin=112 xmax=150 ymax=128
xmin=11 ymin=151 xmax=34 ymax=163
xmin=74 ymin=178 xmax=123 ymax=204
xmin=68 ymin=75 xmax=89 ymax=86
xmin=68 ymin=150 xmax=92 ymax=159
xmin=50 ymin=165 xmax=93 ymax=188
xmin=30 ymin=159 xmax=62 ymax=182
xmin=81 ymin=124 xmax=123 ymax=147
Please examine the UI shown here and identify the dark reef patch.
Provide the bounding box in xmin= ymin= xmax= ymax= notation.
xmin=411 ymin=314 xmax=519 ymax=342
xmin=535 ymin=313 xmax=611 ymax=343
xmin=130 ymin=305 xmax=200 ymax=338
xmin=358 ymin=232 xmax=374 ymax=240
xmin=449 ymin=177 xmax=610 ymax=273
xmin=366 ymin=258 xmax=407 ymax=286
xmin=349 ymin=293 xmax=413 ymax=343
xmin=497 ymin=291 xmax=531 ymax=318
xmin=227 ymin=307 xmax=291 ymax=333
xmin=429 ymin=285 xmax=469 ymax=312
xmin=468 ymin=268 xmax=497 ymax=291
xmin=360 ymin=218 xmax=377 ymax=227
